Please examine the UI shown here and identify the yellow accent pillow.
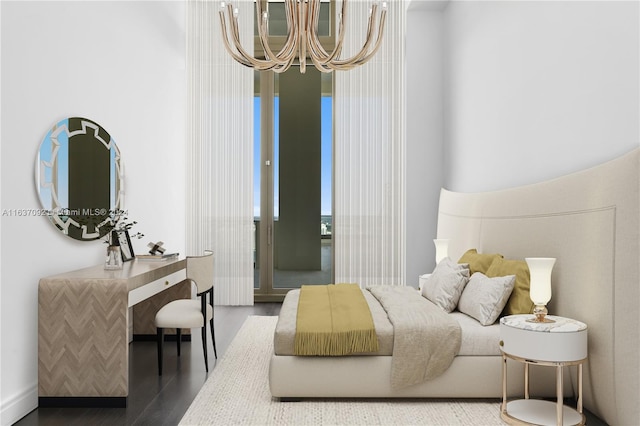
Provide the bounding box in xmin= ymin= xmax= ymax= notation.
xmin=458 ymin=249 xmax=503 ymax=275
xmin=486 ymin=257 xmax=534 ymax=316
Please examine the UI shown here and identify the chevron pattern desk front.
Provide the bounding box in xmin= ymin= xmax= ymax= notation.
xmin=38 ymin=257 xmax=187 ymax=407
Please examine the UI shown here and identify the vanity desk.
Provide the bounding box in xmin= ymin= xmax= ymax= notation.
xmin=38 ymin=258 xmax=188 ymax=407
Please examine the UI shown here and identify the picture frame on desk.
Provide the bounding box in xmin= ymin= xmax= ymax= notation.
xmin=118 ymin=230 xmax=135 ymax=262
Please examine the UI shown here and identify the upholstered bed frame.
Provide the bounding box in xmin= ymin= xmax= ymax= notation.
xmin=270 ymin=149 xmax=639 ymax=425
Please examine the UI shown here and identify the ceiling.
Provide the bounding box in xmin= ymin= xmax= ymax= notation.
xmin=407 ymin=0 xmax=450 ymax=12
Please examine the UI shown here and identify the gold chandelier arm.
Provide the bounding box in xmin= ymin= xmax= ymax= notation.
xmin=227 ymin=4 xmax=288 ymax=71
xmin=221 ymin=4 xmax=274 ymax=69
xmin=306 ymin=0 xmax=345 ymax=64
xmin=306 ymin=0 xmax=330 ymax=61
xmin=280 ymin=0 xmax=301 ymax=58
xmin=326 ymin=3 xmax=386 ymax=69
xmin=308 ymin=0 xmax=385 ymax=71
xmin=305 ymin=0 xmax=336 ymax=72
xmin=299 ymin=0 xmax=309 ymax=73
xmin=271 ymin=54 xmax=298 ymax=73
xmin=218 ymin=7 xmax=257 ymax=68
xmin=260 ymin=2 xmax=299 ymax=73
xmin=341 ymin=8 xmax=386 ymax=67
xmin=309 ymin=56 xmax=336 ymax=73
xmin=219 ymin=2 xmax=294 ymax=71
xmin=256 ymin=0 xmax=298 ymax=66
xmin=333 ymin=3 xmax=379 ymax=65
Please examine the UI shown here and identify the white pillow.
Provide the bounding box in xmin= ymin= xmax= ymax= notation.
xmin=421 ymin=257 xmax=470 ymax=312
xmin=458 ymin=272 xmax=515 ymax=326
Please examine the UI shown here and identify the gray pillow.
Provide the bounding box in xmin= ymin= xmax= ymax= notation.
xmin=421 ymin=257 xmax=470 ymax=312
xmin=458 ymin=272 xmax=515 ymax=325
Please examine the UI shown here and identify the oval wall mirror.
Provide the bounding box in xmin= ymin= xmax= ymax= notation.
xmin=35 ymin=117 xmax=124 ymax=241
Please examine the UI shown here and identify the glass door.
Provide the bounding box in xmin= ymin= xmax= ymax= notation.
xmin=254 ymin=69 xmax=333 ymax=301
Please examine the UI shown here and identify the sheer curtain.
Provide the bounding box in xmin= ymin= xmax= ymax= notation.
xmin=186 ymin=0 xmax=254 ymax=305
xmin=334 ymin=0 xmax=407 ymax=287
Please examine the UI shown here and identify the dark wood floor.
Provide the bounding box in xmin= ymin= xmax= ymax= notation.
xmin=17 ymin=302 xmax=607 ymax=426
xmin=15 ymin=304 xmax=282 ymax=426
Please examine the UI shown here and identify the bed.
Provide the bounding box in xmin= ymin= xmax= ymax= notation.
xmin=269 ymin=148 xmax=639 ymax=426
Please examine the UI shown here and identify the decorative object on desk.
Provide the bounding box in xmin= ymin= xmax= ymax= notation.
xmin=147 ymin=241 xmax=166 ymax=255
xmin=104 ymin=216 xmax=143 ymax=263
xmin=104 ymin=230 xmax=123 ymax=270
xmin=117 ymin=230 xmax=135 ymax=262
xmin=525 ymin=257 xmax=556 ymax=323
xmin=433 ymin=239 xmax=450 ymax=264
xmin=137 ymin=253 xmax=179 ymax=261
xmin=104 ymin=216 xmax=144 ymax=239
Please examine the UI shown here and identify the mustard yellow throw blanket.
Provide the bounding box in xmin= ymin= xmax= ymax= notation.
xmin=294 ymin=284 xmax=379 ymax=356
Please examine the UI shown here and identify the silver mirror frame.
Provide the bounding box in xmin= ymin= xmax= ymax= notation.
xmin=35 ymin=117 xmax=124 ymax=241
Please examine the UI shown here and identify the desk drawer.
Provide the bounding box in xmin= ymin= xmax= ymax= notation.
xmin=128 ymin=269 xmax=187 ymax=307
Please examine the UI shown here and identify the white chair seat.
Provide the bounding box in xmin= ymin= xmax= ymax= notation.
xmin=155 ymin=299 xmax=213 ymax=329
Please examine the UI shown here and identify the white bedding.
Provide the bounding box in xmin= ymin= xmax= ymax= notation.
xmin=450 ymin=311 xmax=501 ymax=356
xmin=273 ymin=288 xmax=501 ymax=357
xmin=367 ymin=285 xmax=461 ymax=388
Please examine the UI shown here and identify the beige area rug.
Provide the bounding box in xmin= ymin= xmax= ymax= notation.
xmin=179 ymin=316 xmax=503 ymax=426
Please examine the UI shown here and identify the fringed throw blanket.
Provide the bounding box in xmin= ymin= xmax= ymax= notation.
xmin=294 ymin=284 xmax=379 ymax=356
xmin=368 ymin=286 xmax=462 ymax=389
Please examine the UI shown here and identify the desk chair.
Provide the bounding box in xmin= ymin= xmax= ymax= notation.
xmin=155 ymin=251 xmax=216 ymax=375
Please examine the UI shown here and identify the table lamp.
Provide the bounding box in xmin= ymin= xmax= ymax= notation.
xmin=526 ymin=257 xmax=556 ymax=323
xmin=434 ymin=239 xmax=450 ymax=264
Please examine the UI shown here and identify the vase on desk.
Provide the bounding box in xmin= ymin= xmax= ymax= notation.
xmin=104 ymin=231 xmax=123 ymax=270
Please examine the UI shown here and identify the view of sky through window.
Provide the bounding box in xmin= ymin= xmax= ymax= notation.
xmin=253 ymin=96 xmax=332 ymax=219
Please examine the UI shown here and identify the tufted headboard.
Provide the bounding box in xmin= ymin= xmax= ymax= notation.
xmin=436 ymin=148 xmax=639 ymax=425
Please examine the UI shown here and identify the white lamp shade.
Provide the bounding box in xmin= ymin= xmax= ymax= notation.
xmin=526 ymin=257 xmax=556 ymax=305
xmin=433 ymin=239 xmax=450 ymax=264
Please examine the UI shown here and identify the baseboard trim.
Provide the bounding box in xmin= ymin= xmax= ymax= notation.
xmin=38 ymin=396 xmax=127 ymax=408
xmin=1 ymin=383 xmax=37 ymax=425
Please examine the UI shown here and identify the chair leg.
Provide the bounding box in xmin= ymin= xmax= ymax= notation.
xmin=176 ymin=328 xmax=181 ymax=357
xmin=209 ymin=288 xmax=217 ymax=359
xmin=210 ymin=317 xmax=217 ymax=359
xmin=201 ymin=325 xmax=209 ymax=372
xmin=157 ymin=328 xmax=164 ymax=376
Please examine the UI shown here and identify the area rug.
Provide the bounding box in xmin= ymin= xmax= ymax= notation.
xmin=179 ymin=316 xmax=503 ymax=426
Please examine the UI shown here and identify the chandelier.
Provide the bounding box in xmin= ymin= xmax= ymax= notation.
xmin=219 ymin=0 xmax=387 ymax=73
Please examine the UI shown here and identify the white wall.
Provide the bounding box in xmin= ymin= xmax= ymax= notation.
xmin=405 ymin=0 xmax=639 ymax=280
xmin=444 ymin=0 xmax=639 ymax=192
xmin=0 ymin=2 xmax=186 ymax=424
xmin=406 ymin=3 xmax=446 ymax=284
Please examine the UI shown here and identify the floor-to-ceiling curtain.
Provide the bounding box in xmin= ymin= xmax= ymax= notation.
xmin=334 ymin=0 xmax=406 ymax=286
xmin=186 ymin=0 xmax=254 ymax=305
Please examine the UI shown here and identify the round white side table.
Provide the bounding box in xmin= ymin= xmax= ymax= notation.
xmin=499 ymin=314 xmax=588 ymax=426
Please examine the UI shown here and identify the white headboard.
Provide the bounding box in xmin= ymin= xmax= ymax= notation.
xmin=437 ymin=148 xmax=639 ymax=425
